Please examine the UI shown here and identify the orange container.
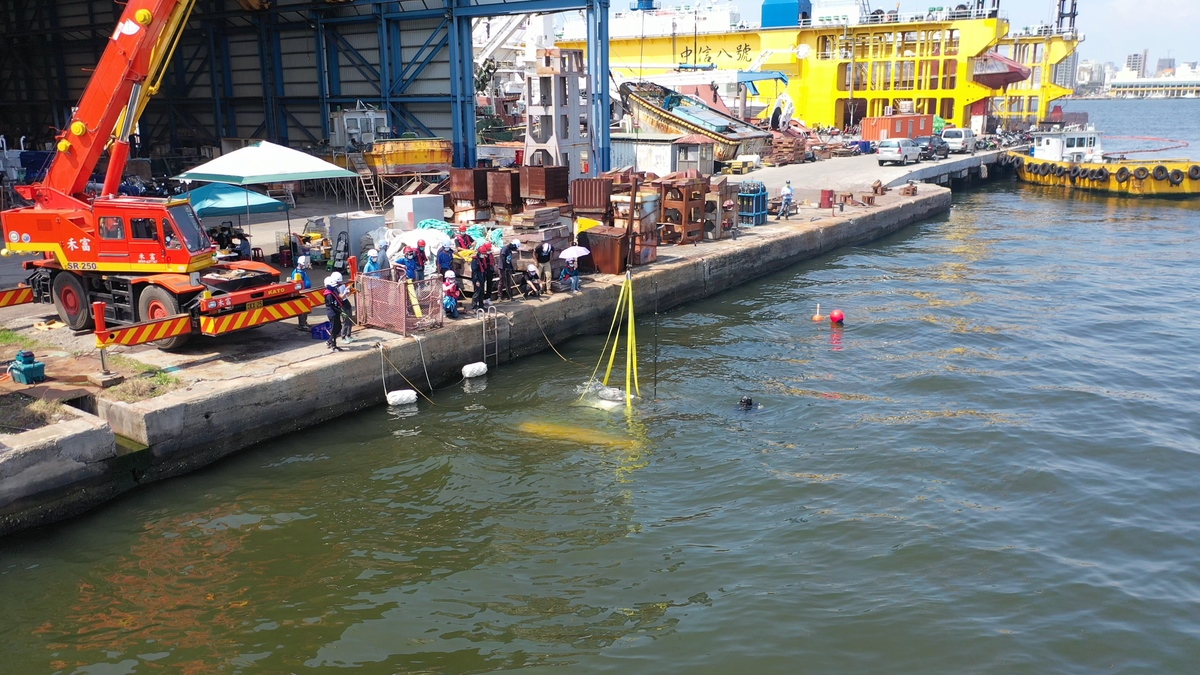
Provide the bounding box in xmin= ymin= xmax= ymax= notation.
xmin=860 ymin=114 xmax=935 ymax=141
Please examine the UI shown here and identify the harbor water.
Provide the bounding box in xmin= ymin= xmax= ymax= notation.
xmin=3 ymin=100 xmax=1200 ymax=672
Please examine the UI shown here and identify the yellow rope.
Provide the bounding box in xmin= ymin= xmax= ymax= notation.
xmin=582 ymin=280 xmax=629 ymax=399
xmin=531 ymin=309 xmax=585 ymax=367
xmin=377 ymin=344 xmax=442 ymax=406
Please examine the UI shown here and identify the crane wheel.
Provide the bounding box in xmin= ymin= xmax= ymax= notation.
xmin=52 ymin=273 xmax=94 ymax=331
xmin=137 ymin=286 xmax=191 ymax=350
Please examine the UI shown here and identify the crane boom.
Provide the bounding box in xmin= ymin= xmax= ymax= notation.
xmin=30 ymin=0 xmax=186 ymax=206
xmin=0 ymin=0 xmax=314 ymax=349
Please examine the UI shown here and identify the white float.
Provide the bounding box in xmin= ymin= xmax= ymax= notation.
xmin=462 ymin=362 xmax=488 ymax=379
xmin=386 ymin=389 xmax=418 ymax=406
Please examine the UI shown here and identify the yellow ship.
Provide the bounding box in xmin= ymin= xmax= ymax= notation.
xmin=1004 ymin=126 xmax=1200 ymax=197
xmin=558 ymin=0 xmax=1081 ymax=132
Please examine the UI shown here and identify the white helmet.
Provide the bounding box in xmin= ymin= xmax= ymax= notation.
xmin=326 ymin=271 xmax=343 ymax=286
xmin=511 ymin=238 xmax=520 ymax=247
xmin=527 ymin=264 xmax=537 ymax=273
xmin=296 ymin=255 xmax=311 ymax=269
xmin=367 ymin=248 xmax=378 ymax=258
xmin=444 ymin=270 xmax=456 ymax=279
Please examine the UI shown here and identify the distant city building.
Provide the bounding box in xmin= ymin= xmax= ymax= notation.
xmin=1125 ymin=50 xmax=1148 ymax=78
xmin=1055 ymin=52 xmax=1079 ymax=89
xmin=1110 ymin=61 xmax=1200 ymax=98
xmin=1155 ymin=57 xmax=1176 ymax=77
xmin=1076 ymin=59 xmax=1105 ymax=86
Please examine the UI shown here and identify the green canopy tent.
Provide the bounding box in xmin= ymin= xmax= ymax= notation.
xmin=176 ymin=141 xmax=356 ymax=257
xmin=179 ymin=182 xmax=286 ymax=220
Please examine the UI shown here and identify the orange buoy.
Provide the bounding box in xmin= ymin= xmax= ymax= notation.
xmin=811 ymin=303 xmax=824 ymax=321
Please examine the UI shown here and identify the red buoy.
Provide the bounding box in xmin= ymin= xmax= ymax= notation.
xmin=829 ymin=309 xmax=845 ymax=324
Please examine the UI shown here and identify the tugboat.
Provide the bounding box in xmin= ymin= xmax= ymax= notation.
xmin=1005 ymin=125 xmax=1200 ymax=197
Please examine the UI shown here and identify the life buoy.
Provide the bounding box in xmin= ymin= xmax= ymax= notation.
xmin=1134 ymin=167 xmax=1150 ymax=181
xmin=1095 ymin=167 xmax=1110 ymax=182
xmin=1115 ymin=167 xmax=1130 ymax=182
xmin=1152 ymin=165 xmax=1169 ymax=181
xmin=1189 ymin=165 xmax=1200 ymax=181
xmin=1168 ymin=169 xmax=1184 ymax=185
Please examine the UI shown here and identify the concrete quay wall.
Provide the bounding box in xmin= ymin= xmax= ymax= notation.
xmin=0 ymin=407 xmax=119 ymax=534
xmin=1 ymin=187 xmax=950 ymax=535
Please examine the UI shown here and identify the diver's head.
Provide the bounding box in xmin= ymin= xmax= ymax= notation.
xmin=739 ymin=396 xmax=754 ymax=410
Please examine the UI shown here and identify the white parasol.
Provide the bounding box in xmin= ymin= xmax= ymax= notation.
xmin=560 ymin=245 xmax=591 ymax=260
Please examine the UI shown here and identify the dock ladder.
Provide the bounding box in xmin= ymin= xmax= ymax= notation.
xmin=477 ymin=306 xmax=500 ymax=366
xmin=348 ymin=152 xmax=385 ymax=214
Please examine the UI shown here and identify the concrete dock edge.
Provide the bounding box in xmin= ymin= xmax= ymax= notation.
xmin=1 ymin=187 xmax=951 ymax=535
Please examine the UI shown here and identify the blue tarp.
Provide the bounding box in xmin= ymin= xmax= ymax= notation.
xmin=179 ymin=182 xmax=286 ymax=218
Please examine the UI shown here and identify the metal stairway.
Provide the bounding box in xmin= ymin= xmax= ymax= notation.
xmin=348 ymin=152 xmax=384 ymax=214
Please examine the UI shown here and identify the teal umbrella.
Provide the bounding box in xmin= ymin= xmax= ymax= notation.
xmin=180 ymin=183 xmax=286 ymax=218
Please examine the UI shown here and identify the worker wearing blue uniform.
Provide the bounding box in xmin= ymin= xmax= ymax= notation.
xmin=291 ymin=256 xmax=312 ymax=330
xmin=436 ymin=244 xmax=454 ymax=277
xmin=363 ymin=249 xmax=382 ymax=274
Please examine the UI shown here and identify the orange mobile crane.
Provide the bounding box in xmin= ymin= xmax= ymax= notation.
xmin=0 ymin=0 xmax=317 ymax=349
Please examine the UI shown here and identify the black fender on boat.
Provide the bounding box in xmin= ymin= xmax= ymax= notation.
xmin=1115 ymin=167 xmax=1130 ymax=182
xmin=1188 ymin=165 xmax=1200 ymax=181
xmin=1096 ymin=167 xmax=1110 ymax=182
xmin=1168 ymin=169 xmax=1185 ymax=185
xmin=1152 ymin=165 xmax=1169 ymax=181
xmin=1134 ymin=167 xmax=1150 ymax=180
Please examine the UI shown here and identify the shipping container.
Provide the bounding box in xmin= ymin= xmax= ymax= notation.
xmin=860 ymin=114 xmax=935 ymax=141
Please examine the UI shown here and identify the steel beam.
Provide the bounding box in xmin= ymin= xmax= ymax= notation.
xmin=586 ymin=0 xmax=611 ymax=173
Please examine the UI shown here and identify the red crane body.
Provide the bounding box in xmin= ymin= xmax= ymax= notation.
xmin=0 ymin=0 xmax=314 ymax=347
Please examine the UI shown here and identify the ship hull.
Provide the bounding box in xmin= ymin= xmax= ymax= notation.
xmin=622 ymin=84 xmax=772 ymax=162
xmin=1005 ymin=152 xmax=1200 ymax=198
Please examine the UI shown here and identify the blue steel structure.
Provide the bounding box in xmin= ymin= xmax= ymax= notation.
xmin=0 ymin=0 xmax=611 ymax=173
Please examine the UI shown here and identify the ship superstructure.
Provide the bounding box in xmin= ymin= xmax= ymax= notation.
xmin=559 ymin=0 xmax=1082 ymax=132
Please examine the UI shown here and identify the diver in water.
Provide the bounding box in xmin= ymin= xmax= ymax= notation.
xmin=738 ymin=396 xmax=755 ymax=411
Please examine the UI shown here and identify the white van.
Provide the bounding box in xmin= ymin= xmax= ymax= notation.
xmin=941 ymin=128 xmax=977 ymax=154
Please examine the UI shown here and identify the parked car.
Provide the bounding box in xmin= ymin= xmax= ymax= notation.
xmin=914 ymin=135 xmax=950 ymax=160
xmin=941 ymin=128 xmax=977 ymax=154
xmin=876 ymin=138 xmax=922 ymax=166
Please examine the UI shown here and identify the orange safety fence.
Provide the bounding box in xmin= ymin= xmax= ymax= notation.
xmin=355 ymin=268 xmax=444 ymax=336
xmin=198 ymin=289 xmax=322 ymax=336
xmin=95 ymin=313 xmax=192 ymax=349
xmin=0 ymin=286 xmax=34 ymax=308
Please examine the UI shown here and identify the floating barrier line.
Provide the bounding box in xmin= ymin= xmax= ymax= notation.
xmin=1102 ymin=135 xmax=1190 ymax=156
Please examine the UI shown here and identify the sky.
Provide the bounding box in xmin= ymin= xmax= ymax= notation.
xmin=727 ymin=0 xmax=1196 ymax=65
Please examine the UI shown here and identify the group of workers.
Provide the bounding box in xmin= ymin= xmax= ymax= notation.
xmin=209 ymin=223 xmax=254 ymax=260
xmin=286 ymin=223 xmax=586 ymax=350
xmin=355 ymin=225 xmax=584 ymax=319
xmin=289 ymin=255 xmax=354 ymax=351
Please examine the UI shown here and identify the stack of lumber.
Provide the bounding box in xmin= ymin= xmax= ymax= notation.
xmin=510 ymin=206 xmax=561 ymax=230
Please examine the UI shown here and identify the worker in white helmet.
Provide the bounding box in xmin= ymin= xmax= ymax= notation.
xmin=442 ymin=270 xmax=463 ymax=318
xmin=323 ymin=271 xmax=346 ymax=351
xmin=291 ymin=255 xmax=313 ymax=331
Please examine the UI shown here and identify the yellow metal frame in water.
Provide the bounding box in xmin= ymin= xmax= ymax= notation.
xmin=586 ymin=270 xmax=641 ymax=408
